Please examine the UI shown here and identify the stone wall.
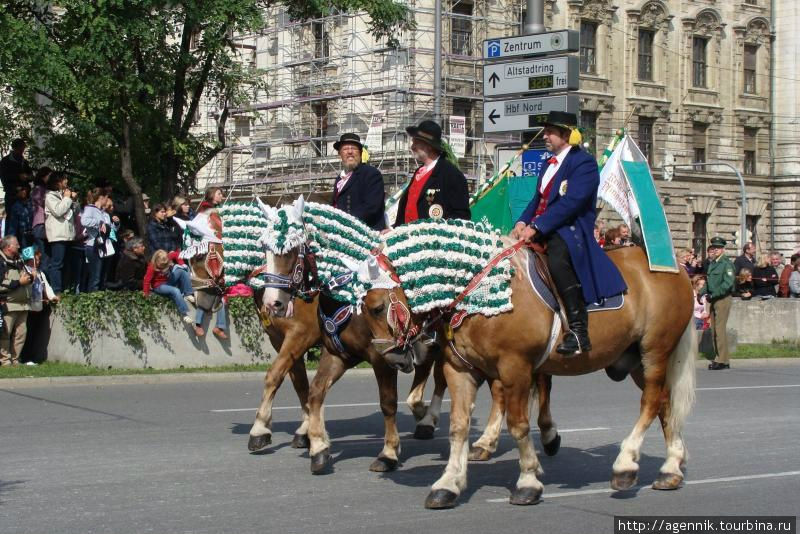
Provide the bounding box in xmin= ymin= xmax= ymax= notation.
xmin=727 ymin=297 xmax=800 ymax=344
xmin=45 ymin=312 xmax=278 ymax=370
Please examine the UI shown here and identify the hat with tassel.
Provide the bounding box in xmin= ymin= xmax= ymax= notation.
xmin=542 ymin=111 xmax=583 ymax=146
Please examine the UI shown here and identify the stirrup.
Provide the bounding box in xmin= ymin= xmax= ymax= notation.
xmin=556 ymin=331 xmax=590 ymax=356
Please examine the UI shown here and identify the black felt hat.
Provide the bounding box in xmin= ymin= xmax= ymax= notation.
xmin=406 ymin=120 xmax=444 ymax=153
xmin=333 ymin=132 xmax=363 ymax=151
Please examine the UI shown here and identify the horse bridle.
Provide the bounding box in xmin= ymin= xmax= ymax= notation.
xmin=369 ymin=252 xmax=422 ymax=356
xmin=248 ymin=243 xmax=319 ymax=300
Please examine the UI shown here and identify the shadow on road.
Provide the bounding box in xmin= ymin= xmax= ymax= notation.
xmin=0 ymin=479 xmax=25 ymax=505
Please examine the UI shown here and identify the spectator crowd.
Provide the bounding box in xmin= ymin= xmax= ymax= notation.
xmin=0 ymin=138 xmax=228 ymax=367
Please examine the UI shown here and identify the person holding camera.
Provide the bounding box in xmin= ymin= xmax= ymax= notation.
xmin=43 ymin=172 xmax=78 ymax=295
xmin=0 ymin=235 xmax=34 ymax=366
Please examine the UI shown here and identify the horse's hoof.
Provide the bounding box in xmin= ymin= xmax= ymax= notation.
xmin=248 ymin=434 xmax=271 ymax=452
xmin=652 ymin=473 xmax=683 ymax=491
xmin=542 ymin=433 xmax=561 ymax=457
xmin=611 ymin=470 xmax=638 ymax=490
xmin=468 ymin=446 xmax=492 ymax=462
xmin=369 ymin=456 xmax=399 ymax=472
xmin=414 ymin=425 xmax=435 ymax=440
xmin=310 ymin=449 xmax=332 ymax=475
xmin=510 ymin=486 xmax=543 ymax=506
xmin=425 ymin=489 xmax=459 ymax=509
xmin=291 ymin=433 xmax=310 ymax=449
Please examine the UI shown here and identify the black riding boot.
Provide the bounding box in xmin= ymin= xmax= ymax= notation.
xmin=556 ymin=285 xmax=592 ymax=356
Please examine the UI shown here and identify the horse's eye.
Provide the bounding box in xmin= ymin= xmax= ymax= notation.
xmin=370 ymin=303 xmax=385 ymax=316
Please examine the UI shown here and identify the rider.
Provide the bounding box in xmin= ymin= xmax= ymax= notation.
xmin=331 ymin=133 xmax=386 ymax=231
xmin=394 ymin=120 xmax=470 ymax=225
xmin=511 ymin=111 xmax=627 ymax=356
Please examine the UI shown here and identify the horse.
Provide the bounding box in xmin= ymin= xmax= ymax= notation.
xmin=357 ymin=218 xmax=697 ymax=508
xmin=191 ymin=200 xmax=463 ymax=473
xmin=255 ymin=198 xmax=564 ymax=473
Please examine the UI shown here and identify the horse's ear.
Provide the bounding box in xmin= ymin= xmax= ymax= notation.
xmin=293 ymin=195 xmax=305 ymax=220
xmin=173 ymin=217 xmax=188 ymax=231
xmin=256 ymin=196 xmax=277 ymax=220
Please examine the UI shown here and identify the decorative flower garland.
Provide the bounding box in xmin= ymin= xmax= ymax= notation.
xmin=383 ymin=219 xmax=514 ymax=316
xmin=220 ymin=202 xmax=269 ymax=288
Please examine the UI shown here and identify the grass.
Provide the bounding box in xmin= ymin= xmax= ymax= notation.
xmin=0 ymin=359 xmax=372 ymax=379
xmin=701 ymin=342 xmax=800 ymax=360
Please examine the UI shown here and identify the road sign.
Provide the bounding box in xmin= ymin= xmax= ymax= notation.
xmin=483 ymin=30 xmax=579 ymax=60
xmin=483 ymin=94 xmax=579 ymax=133
xmin=484 ymin=56 xmax=579 ymax=97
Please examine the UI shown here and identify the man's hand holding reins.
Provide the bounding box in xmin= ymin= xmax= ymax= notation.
xmin=511 ymin=222 xmax=537 ymax=243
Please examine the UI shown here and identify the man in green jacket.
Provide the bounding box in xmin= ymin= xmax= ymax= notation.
xmin=0 ymin=235 xmax=33 ymax=366
xmin=700 ymin=236 xmax=735 ymax=370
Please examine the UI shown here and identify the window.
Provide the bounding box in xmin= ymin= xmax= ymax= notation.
xmin=743 ymin=127 xmax=757 ymax=174
xmin=580 ymin=111 xmax=598 ymax=156
xmin=580 ymin=21 xmax=597 ymax=74
xmin=746 ymin=214 xmax=760 ymax=247
xmin=313 ymin=21 xmax=329 ymax=61
xmin=692 ymin=37 xmax=708 ymax=88
xmin=692 ymin=212 xmax=709 ymax=260
xmin=692 ymin=122 xmax=707 ymax=164
xmin=234 ymin=117 xmax=251 ymax=138
xmin=451 ymin=3 xmax=473 ymax=55
xmin=638 ymin=117 xmax=655 ymax=165
xmin=744 ymin=0 xmax=757 ymax=4
xmin=744 ymin=45 xmax=758 ymax=94
xmin=312 ymin=102 xmax=329 ymax=156
xmin=638 ymin=29 xmax=654 ymax=81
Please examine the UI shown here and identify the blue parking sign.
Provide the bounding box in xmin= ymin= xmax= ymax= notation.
xmin=487 ymin=40 xmax=501 ymax=58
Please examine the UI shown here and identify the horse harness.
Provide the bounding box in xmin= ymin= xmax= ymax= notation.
xmin=247 ymin=243 xmax=320 ymax=301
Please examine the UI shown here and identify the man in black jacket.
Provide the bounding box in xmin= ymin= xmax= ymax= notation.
xmin=110 ymin=237 xmax=148 ymax=290
xmin=0 ymin=139 xmax=33 ymax=211
xmin=331 ymin=133 xmax=386 ymax=231
xmin=394 ymin=120 xmax=470 ymax=226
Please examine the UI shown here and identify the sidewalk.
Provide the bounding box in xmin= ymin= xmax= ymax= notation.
xmin=1 ymin=358 xmax=797 ymax=389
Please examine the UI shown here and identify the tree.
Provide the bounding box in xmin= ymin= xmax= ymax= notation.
xmin=0 ymin=0 xmax=412 ymax=235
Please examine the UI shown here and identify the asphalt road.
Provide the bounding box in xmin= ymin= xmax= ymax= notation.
xmin=1 ymin=360 xmax=799 ymax=534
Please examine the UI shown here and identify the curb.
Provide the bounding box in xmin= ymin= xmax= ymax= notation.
xmin=0 ymin=367 xmax=376 ymax=389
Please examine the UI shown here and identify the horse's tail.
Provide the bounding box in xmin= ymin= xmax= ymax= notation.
xmin=665 ymin=321 xmax=697 ymax=434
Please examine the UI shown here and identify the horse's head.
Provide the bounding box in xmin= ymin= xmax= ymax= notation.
xmin=188 ymin=242 xmax=225 ymax=286
xmin=256 ymin=196 xmax=312 ymax=318
xmin=174 ymin=216 xmax=225 ymax=291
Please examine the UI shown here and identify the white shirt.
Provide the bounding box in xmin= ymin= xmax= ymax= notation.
xmin=415 ymin=157 xmax=439 ymax=180
xmin=337 ymin=169 xmax=354 ymax=192
xmin=539 ymin=146 xmax=571 ymax=193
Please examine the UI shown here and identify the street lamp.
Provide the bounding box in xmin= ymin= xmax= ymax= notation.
xmin=663 ymin=162 xmax=748 ymax=250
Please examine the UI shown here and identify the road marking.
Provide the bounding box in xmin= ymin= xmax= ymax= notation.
xmin=697 ymin=384 xmax=800 ymax=391
xmin=485 ymin=470 xmax=800 ymax=503
xmin=211 ymin=383 xmax=800 ymax=413
xmin=210 ymin=400 xmax=453 ymax=413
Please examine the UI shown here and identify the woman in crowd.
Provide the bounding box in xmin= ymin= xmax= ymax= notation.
xmin=788 ymin=257 xmax=800 ymax=298
xmin=691 ymin=275 xmax=709 ymax=330
xmin=143 ymin=249 xmax=196 ymax=325
xmin=31 ymin=166 xmax=51 ymax=257
xmin=146 ymin=203 xmax=181 ymax=255
xmin=43 ymin=172 xmax=78 ymax=295
xmin=193 ymin=186 xmax=228 ymax=339
xmin=752 ymin=252 xmax=779 ymax=298
xmin=80 ymin=188 xmax=113 ymax=293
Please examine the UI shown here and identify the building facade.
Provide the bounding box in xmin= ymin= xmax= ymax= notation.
xmin=196 ymin=0 xmax=800 ymax=257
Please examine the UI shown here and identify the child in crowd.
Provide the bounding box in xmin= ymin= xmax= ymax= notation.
xmin=691 ymin=275 xmax=709 ymax=330
xmin=143 ymin=249 xmax=196 ymax=325
xmin=736 ymin=268 xmax=753 ymax=300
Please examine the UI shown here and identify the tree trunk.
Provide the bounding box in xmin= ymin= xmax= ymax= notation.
xmin=119 ymin=119 xmax=147 ymax=237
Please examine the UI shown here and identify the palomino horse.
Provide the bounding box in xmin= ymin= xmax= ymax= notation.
xmin=203 ymin=201 xmax=462 ymax=472
xmin=257 ymin=199 xmax=563 ymax=473
xmin=360 ymin=221 xmax=696 ymax=508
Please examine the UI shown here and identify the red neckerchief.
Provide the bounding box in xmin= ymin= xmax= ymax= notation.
xmin=534 ymin=157 xmax=561 ymax=218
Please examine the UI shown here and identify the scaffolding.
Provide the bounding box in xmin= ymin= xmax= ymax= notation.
xmin=195 ymin=0 xmax=524 ymax=197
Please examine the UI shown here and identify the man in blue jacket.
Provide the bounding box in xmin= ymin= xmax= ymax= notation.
xmin=512 ymin=111 xmax=627 ymax=356
xmin=331 ymin=133 xmax=386 ymax=231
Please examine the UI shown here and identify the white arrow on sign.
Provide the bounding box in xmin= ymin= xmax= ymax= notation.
xmin=483 ymin=94 xmax=579 ymax=134
xmin=484 ymin=56 xmax=579 ymax=97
